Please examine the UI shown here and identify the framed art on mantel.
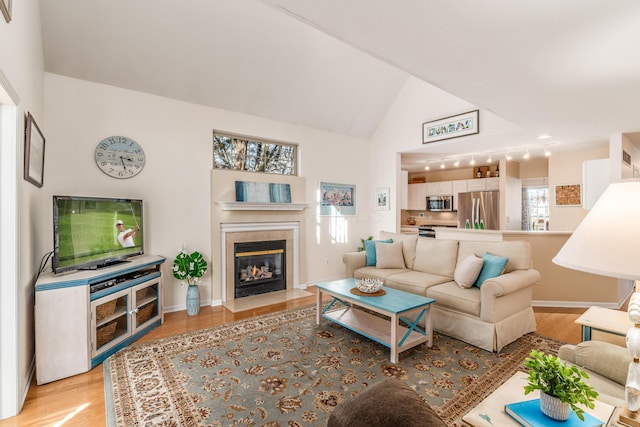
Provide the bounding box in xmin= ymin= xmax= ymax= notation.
xmin=24 ymin=112 xmax=45 ymax=188
xmin=320 ymin=182 xmax=356 ymax=216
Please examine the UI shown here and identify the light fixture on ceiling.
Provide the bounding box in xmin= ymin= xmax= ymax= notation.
xmin=505 ymin=153 xmax=513 ymax=161
xmin=424 ymin=164 xmax=430 ymax=171
xmin=537 ymin=134 xmax=552 ymax=140
xmin=544 ymin=148 xmax=552 ymax=157
xmin=487 ymin=155 xmax=493 ymax=164
xmin=453 ymin=159 xmax=460 ymax=167
xmin=469 ymin=156 xmax=476 ymax=166
xmin=523 ymin=150 xmax=530 ymax=159
xmin=440 ymin=160 xmax=446 ymax=169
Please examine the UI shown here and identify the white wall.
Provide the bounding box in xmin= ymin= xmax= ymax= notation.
xmin=43 ymin=73 xmax=370 ymax=310
xmin=548 ymin=144 xmax=609 ymax=231
xmin=0 ymin=0 xmax=45 ymax=418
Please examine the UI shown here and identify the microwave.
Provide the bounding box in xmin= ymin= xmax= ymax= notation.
xmin=426 ymin=195 xmax=453 ymax=212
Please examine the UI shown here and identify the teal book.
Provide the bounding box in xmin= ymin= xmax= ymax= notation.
xmin=504 ymin=399 xmax=603 ymax=427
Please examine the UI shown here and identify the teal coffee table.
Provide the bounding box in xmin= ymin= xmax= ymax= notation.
xmin=316 ymin=278 xmax=435 ymax=363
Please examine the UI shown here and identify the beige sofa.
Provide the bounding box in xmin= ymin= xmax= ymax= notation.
xmin=559 ymin=340 xmax=630 ymax=407
xmin=342 ymin=231 xmax=540 ymax=352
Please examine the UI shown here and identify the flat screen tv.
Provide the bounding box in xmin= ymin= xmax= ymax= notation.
xmin=52 ymin=195 xmax=144 ymax=274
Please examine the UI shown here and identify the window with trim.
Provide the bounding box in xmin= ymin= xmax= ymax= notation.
xmin=213 ymin=132 xmax=297 ymax=176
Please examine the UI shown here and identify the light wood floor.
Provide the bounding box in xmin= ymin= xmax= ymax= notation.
xmin=0 ymin=287 xmax=597 ymax=427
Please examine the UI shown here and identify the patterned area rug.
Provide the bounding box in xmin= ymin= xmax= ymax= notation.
xmin=104 ymin=304 xmax=564 ymax=426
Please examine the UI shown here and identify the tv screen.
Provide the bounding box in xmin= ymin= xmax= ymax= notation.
xmin=53 ymin=195 xmax=144 ymax=274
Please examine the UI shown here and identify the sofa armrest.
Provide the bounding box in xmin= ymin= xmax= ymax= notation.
xmin=559 ymin=341 xmax=631 ymax=386
xmin=343 ymin=252 xmax=366 ymax=278
xmin=479 ymin=269 xmax=540 ymax=322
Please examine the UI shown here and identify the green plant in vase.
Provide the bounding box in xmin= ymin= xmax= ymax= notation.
xmin=173 ymin=246 xmax=208 ymax=286
xmin=524 ymin=350 xmax=598 ymax=421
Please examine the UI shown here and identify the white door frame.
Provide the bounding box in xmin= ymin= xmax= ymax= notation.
xmin=0 ymin=68 xmax=21 ymax=420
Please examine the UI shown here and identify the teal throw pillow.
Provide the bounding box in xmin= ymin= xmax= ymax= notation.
xmin=364 ymin=239 xmax=393 ymax=266
xmin=474 ymin=252 xmax=508 ymax=288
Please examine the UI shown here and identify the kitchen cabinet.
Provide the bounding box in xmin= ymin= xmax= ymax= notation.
xmin=407 ymin=183 xmax=427 ymax=210
xmin=401 ymin=170 xmax=409 ymax=210
xmin=583 ymin=159 xmax=610 ymax=209
xmin=34 ymin=255 xmax=165 ymax=384
xmin=452 ymin=180 xmax=467 ymax=211
xmin=427 ymin=181 xmax=453 ymax=196
xmin=486 ymin=177 xmax=499 ymax=190
xmin=466 ymin=179 xmax=487 ymax=191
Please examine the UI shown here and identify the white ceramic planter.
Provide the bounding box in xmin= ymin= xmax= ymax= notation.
xmin=540 ymin=392 xmax=570 ymax=421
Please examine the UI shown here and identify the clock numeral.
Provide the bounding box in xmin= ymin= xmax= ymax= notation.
xmin=99 ymin=143 xmax=109 ymax=150
xmin=96 ymin=152 xmax=103 ymax=158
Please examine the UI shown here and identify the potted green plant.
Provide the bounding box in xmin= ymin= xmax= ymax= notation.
xmin=524 ymin=350 xmax=599 ymax=421
xmin=357 ymin=236 xmax=373 ymax=252
xmin=173 ymin=246 xmax=208 ymax=315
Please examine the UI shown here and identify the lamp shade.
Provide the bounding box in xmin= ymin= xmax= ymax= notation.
xmin=553 ymin=179 xmax=640 ymax=280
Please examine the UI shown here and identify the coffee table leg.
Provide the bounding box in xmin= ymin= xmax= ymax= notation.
xmin=391 ymin=313 xmax=399 ymax=363
xmin=425 ymin=305 xmax=432 ymax=347
xmin=316 ymin=289 xmax=322 ymax=325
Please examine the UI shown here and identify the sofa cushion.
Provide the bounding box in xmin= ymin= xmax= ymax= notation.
xmin=379 ymin=231 xmax=418 ymax=269
xmin=412 ymin=238 xmax=459 ymax=277
xmin=364 ymin=238 xmax=393 ymax=266
xmin=454 ymin=254 xmax=484 ymax=288
xmin=385 ymin=271 xmax=451 ymax=296
xmin=427 ymin=281 xmax=481 ymax=317
xmin=375 ymin=241 xmax=406 ymax=269
xmin=327 ymin=377 xmax=446 ymax=427
xmin=474 ymin=253 xmax=508 ymax=288
xmin=458 ymin=240 xmax=531 ymax=273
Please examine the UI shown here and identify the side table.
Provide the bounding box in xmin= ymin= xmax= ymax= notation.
xmin=575 ymin=306 xmax=632 ymax=348
xmin=462 ymin=371 xmax=615 ymax=426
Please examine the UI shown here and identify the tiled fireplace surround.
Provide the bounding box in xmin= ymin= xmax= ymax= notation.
xmin=220 ymin=222 xmax=300 ymax=302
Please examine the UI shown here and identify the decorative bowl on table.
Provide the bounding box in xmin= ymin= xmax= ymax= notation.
xmin=355 ymin=278 xmax=384 ymax=293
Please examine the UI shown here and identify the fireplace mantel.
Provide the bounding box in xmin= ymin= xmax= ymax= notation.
xmin=216 ymin=201 xmax=307 ymax=211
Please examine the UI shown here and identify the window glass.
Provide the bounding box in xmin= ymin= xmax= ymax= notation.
xmin=213 ymin=133 xmax=296 ymax=175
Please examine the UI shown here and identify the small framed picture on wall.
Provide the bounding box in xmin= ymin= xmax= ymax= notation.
xmin=24 ymin=112 xmax=46 ymax=188
xmin=375 ymin=188 xmax=390 ymax=210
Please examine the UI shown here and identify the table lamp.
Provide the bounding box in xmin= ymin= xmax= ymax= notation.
xmin=553 ymin=179 xmax=640 ymax=426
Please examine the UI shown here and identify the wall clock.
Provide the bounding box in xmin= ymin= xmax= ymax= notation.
xmin=95 ymin=136 xmax=145 ymax=179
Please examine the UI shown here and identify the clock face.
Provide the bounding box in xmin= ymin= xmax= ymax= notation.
xmin=95 ymin=136 xmax=145 ymax=179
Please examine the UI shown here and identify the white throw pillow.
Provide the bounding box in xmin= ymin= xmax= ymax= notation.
xmin=375 ymin=241 xmax=406 ymax=269
xmin=454 ymin=254 xmax=484 ymax=288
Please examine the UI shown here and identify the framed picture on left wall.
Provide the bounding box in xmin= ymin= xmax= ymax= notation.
xmin=24 ymin=112 xmax=45 ymax=188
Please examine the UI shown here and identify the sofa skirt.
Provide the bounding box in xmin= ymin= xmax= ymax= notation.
xmin=432 ymin=305 xmax=536 ymax=352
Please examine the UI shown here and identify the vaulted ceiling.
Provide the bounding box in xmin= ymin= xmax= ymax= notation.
xmin=40 ymin=1 xmax=640 ymax=170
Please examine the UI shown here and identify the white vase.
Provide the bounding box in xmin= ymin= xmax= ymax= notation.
xmin=540 ymin=392 xmax=570 ymax=421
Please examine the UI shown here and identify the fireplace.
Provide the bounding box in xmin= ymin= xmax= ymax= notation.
xmin=234 ymin=240 xmax=286 ymax=298
xmin=221 ymin=222 xmax=300 ymax=303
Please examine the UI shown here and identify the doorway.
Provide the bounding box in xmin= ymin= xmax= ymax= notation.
xmin=0 ymin=69 xmax=20 ymax=419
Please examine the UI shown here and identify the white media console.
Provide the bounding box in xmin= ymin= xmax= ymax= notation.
xmin=34 ymin=255 xmax=166 ymax=384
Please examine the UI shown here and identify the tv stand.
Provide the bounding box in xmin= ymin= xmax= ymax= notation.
xmin=35 ymin=255 xmax=166 ymax=384
xmin=78 ymin=258 xmax=131 ymax=271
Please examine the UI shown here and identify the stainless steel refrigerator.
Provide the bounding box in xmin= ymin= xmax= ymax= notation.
xmin=457 ymin=191 xmax=500 ymax=230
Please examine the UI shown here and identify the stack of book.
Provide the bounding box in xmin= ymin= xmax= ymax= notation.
xmin=505 ymin=399 xmax=604 ymax=427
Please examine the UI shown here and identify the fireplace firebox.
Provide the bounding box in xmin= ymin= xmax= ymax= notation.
xmin=234 ymin=240 xmax=286 ymax=298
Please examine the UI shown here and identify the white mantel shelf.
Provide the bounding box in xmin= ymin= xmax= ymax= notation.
xmin=216 ymin=201 xmax=308 ymax=211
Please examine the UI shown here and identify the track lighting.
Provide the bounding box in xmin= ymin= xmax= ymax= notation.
xmin=487 ymin=155 xmax=493 ymax=164
xmin=544 ymin=149 xmax=551 ymax=157
xmin=470 ymin=156 xmax=476 ymax=166
xmin=453 ymin=159 xmax=460 ymax=167
xmin=523 ymin=150 xmax=530 ymax=159
xmin=440 ymin=161 xmax=445 ymax=169
xmin=506 ymin=153 xmax=513 ymax=161
xmin=424 ymin=164 xmax=430 ymax=171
